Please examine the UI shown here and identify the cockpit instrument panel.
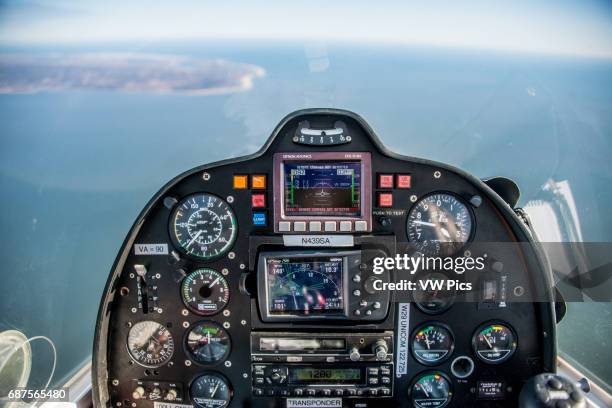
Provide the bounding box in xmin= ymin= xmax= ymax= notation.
xmin=94 ymin=109 xmax=556 ymax=408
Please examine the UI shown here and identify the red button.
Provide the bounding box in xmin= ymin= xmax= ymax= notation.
xmin=252 ymin=193 xmax=266 ymax=208
xmin=378 ymin=192 xmax=393 ymax=207
xmin=378 ymin=174 xmax=394 ymax=189
xmin=397 ymin=174 xmax=412 ymax=189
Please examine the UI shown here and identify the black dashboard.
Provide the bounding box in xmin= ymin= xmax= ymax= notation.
xmin=93 ymin=109 xmax=557 ymax=407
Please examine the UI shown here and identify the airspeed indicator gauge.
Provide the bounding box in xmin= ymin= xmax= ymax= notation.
xmin=170 ymin=193 xmax=237 ymax=260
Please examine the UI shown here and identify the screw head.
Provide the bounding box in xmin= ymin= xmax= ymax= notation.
xmin=228 ymin=252 xmax=235 ymax=260
xmin=410 ymin=195 xmax=418 ymax=203
xmin=223 ymin=322 xmax=230 ymax=329
xmin=221 ymin=268 xmax=229 ymax=275
xmin=223 ymin=310 xmax=231 ymax=317
xmin=181 ymin=309 xmax=189 ymax=316
xmin=185 ymin=360 xmax=192 ymax=366
xmin=224 ymin=361 xmax=232 ymax=367
xmin=434 ymin=170 xmax=441 ymax=179
xmin=202 ymin=172 xmax=211 ymax=180
xmin=182 ymin=321 xmax=189 ymax=328
xmin=227 ymin=195 xmax=234 ymax=203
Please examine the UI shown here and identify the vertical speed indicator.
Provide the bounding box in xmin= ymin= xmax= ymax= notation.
xmin=169 ymin=193 xmax=237 ymax=260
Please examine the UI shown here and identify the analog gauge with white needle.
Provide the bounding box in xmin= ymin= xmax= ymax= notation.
xmin=472 ymin=322 xmax=517 ymax=364
xmin=181 ymin=269 xmax=230 ymax=316
xmin=184 ymin=322 xmax=231 ymax=364
xmin=410 ymin=372 xmax=452 ymax=408
xmin=407 ymin=192 xmax=473 ymax=256
xmin=189 ymin=374 xmax=232 ymax=408
xmin=126 ymin=321 xmax=174 ymax=368
xmin=169 ymin=193 xmax=237 ymax=260
xmin=412 ymin=324 xmax=455 ymax=365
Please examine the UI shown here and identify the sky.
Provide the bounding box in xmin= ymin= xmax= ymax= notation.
xmin=0 ymin=0 xmax=612 ymax=58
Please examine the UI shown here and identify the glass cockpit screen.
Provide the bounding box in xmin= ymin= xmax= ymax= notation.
xmin=266 ymin=256 xmax=345 ymax=316
xmin=283 ymin=161 xmax=361 ymax=217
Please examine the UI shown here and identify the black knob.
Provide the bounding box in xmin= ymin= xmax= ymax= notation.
xmin=379 ymin=216 xmax=392 ymax=228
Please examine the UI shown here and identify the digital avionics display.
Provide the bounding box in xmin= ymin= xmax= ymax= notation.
xmin=266 ymin=257 xmax=344 ymax=315
xmin=283 ymin=161 xmax=361 ymax=217
xmin=288 ymin=367 xmax=362 ymax=384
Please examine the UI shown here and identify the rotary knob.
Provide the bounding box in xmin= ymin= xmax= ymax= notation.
xmin=373 ymin=339 xmax=388 ymax=361
xmin=165 ymin=389 xmax=177 ymax=401
xmin=132 ymin=386 xmax=145 ymax=400
xmin=349 ymin=347 xmax=361 ymax=362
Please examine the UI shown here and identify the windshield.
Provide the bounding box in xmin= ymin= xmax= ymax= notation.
xmin=1 ymin=0 xmax=611 ymax=399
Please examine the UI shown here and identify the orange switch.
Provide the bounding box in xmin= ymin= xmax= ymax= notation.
xmin=233 ymin=175 xmax=248 ymax=189
xmin=251 ymin=174 xmax=267 ymax=189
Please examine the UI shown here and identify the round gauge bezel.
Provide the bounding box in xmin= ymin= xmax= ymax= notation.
xmin=408 ymin=370 xmax=453 ymax=408
xmin=471 ymin=320 xmax=518 ymax=365
xmin=180 ymin=268 xmax=230 ymax=316
xmin=412 ymin=271 xmax=457 ymax=315
xmin=189 ymin=372 xmax=233 ymax=408
xmin=183 ymin=321 xmax=232 ymax=366
xmin=406 ymin=191 xmax=476 ymax=257
xmin=168 ymin=192 xmax=238 ymax=261
xmin=126 ymin=320 xmax=175 ymax=368
xmin=411 ymin=322 xmax=455 ymax=366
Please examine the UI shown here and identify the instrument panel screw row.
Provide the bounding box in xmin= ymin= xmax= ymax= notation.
xmin=202 ymin=172 xmax=211 ymax=181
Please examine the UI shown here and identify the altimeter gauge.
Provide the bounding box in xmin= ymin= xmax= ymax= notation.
xmin=407 ymin=192 xmax=473 ymax=256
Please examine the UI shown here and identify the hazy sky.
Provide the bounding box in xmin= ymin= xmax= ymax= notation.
xmin=1 ymin=0 xmax=612 ymax=58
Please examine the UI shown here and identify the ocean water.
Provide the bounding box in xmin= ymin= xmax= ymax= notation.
xmin=1 ymin=42 xmax=611 ymax=391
